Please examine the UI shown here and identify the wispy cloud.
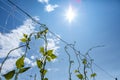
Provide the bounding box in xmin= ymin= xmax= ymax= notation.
xmin=48 ymin=68 xmax=59 ymax=72
xmin=37 ymin=0 xmax=59 ymax=12
xmin=45 ymin=4 xmax=59 ymax=12
xmin=30 ymin=55 xmax=35 ymax=60
xmin=38 ymin=0 xmax=49 ymax=4
xmin=47 ymin=33 xmax=60 ymax=55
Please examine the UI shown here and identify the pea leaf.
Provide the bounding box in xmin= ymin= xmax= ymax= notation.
xmin=16 ymin=56 xmax=24 ymax=69
xmin=77 ymin=74 xmax=83 ymax=79
xmin=35 ymin=33 xmax=41 ymax=39
xmin=40 ymin=69 xmax=47 ymax=76
xmin=91 ymin=73 xmax=97 ymax=77
xmin=47 ymin=50 xmax=53 ymax=55
xmin=46 ymin=56 xmax=51 ymax=62
xmin=44 ymin=78 xmax=48 ymax=80
xmin=3 ymin=70 xmax=15 ymax=79
xmin=40 ymin=47 xmax=44 ymax=55
xmin=20 ymin=38 xmax=27 ymax=42
xmin=50 ymin=54 xmax=57 ymax=59
xmin=23 ymin=34 xmax=28 ymax=38
xmin=40 ymin=29 xmax=48 ymax=35
xmin=19 ymin=67 xmax=31 ymax=73
xmin=74 ymin=70 xmax=79 ymax=73
xmin=44 ymin=29 xmax=48 ymax=33
xmin=47 ymin=50 xmax=57 ymax=59
xmin=36 ymin=60 xmax=43 ymax=69
xmin=82 ymin=59 xmax=87 ymax=64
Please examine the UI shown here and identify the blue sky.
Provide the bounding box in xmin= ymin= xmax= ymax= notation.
xmin=0 ymin=0 xmax=120 ymax=80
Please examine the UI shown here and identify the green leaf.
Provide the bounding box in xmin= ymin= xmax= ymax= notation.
xmin=82 ymin=59 xmax=87 ymax=64
xmin=77 ymin=74 xmax=83 ymax=79
xmin=44 ymin=29 xmax=48 ymax=33
xmin=47 ymin=50 xmax=57 ymax=59
xmin=36 ymin=60 xmax=43 ymax=69
xmin=19 ymin=67 xmax=31 ymax=73
xmin=91 ymin=73 xmax=97 ymax=77
xmin=47 ymin=50 xmax=53 ymax=56
xmin=50 ymin=54 xmax=57 ymax=59
xmin=35 ymin=33 xmax=41 ymax=39
xmin=43 ymin=69 xmax=47 ymax=75
xmin=3 ymin=70 xmax=15 ymax=79
xmin=40 ymin=69 xmax=47 ymax=76
xmin=40 ymin=29 xmax=48 ymax=35
xmin=23 ymin=34 xmax=28 ymax=38
xmin=16 ymin=56 xmax=24 ymax=69
xmin=40 ymin=47 xmax=44 ymax=55
xmin=74 ymin=70 xmax=79 ymax=73
xmin=46 ymin=56 xmax=51 ymax=62
xmin=20 ymin=38 xmax=27 ymax=42
xmin=44 ymin=78 xmax=48 ymax=80
xmin=37 ymin=33 xmax=40 ymax=38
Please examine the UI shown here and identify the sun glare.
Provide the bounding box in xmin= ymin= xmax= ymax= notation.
xmin=65 ymin=5 xmax=76 ymax=23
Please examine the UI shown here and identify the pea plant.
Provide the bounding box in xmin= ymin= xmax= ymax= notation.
xmin=0 ymin=26 xmax=99 ymax=80
xmin=64 ymin=44 xmax=99 ymax=80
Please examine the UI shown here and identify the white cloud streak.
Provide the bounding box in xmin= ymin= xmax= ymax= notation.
xmin=48 ymin=68 xmax=59 ymax=72
xmin=47 ymin=37 xmax=60 ymax=54
xmin=38 ymin=0 xmax=59 ymax=12
xmin=45 ymin=4 xmax=59 ymax=12
xmin=38 ymin=0 xmax=49 ymax=4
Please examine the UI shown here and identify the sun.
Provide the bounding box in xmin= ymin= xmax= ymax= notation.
xmin=65 ymin=5 xmax=76 ymax=23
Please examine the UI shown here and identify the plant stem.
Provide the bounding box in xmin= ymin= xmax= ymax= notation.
xmin=64 ymin=46 xmax=72 ymax=80
xmin=41 ymin=35 xmax=48 ymax=80
xmin=84 ymin=64 xmax=87 ymax=80
xmin=15 ymin=72 xmax=19 ymax=80
xmin=0 ymin=45 xmax=26 ymax=75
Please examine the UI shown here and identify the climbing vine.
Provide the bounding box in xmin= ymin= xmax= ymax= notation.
xmin=0 ymin=27 xmax=57 ymax=80
xmin=64 ymin=43 xmax=99 ymax=80
xmin=0 ymin=26 xmax=99 ymax=80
